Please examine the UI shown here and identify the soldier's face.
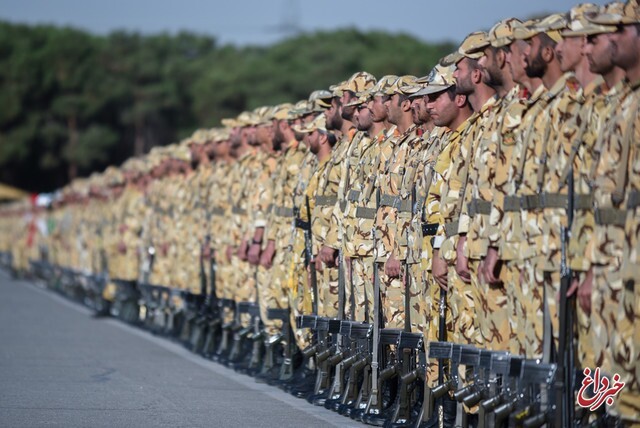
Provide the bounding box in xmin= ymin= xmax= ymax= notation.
xmin=256 ymin=125 xmax=271 ymax=146
xmin=309 ymin=130 xmax=321 ymax=154
xmin=355 ymin=105 xmax=373 ymax=131
xmin=292 ymin=118 xmax=305 ymax=141
xmin=524 ymin=36 xmax=547 ymax=79
xmin=410 ymin=97 xmax=430 ymax=125
xmin=427 ymin=90 xmax=456 ymax=128
xmin=454 ymin=58 xmax=475 ymax=95
xmin=341 ymin=91 xmax=357 ymax=121
xmin=385 ymin=94 xmax=403 ymax=125
xmin=586 ymin=33 xmax=616 ymax=75
xmin=556 ymin=36 xmax=584 ymax=73
xmin=326 ymin=98 xmax=344 ymax=130
xmin=481 ymin=47 xmax=504 ymax=87
xmin=609 ymin=24 xmax=640 ymax=72
xmin=371 ymin=96 xmax=388 ymax=122
xmin=508 ymin=40 xmax=528 ymax=84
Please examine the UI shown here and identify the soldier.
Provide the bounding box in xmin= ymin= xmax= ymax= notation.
xmin=585 ymin=1 xmax=640 ymax=424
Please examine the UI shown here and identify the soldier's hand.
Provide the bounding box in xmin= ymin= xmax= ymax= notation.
xmin=247 ymin=243 xmax=261 ymax=265
xmin=576 ymin=268 xmax=592 ymax=314
xmin=225 ymin=245 xmax=234 ymax=262
xmin=481 ymin=247 xmax=502 ymax=285
xmin=314 ymin=257 xmax=323 ymax=272
xmin=202 ymin=245 xmax=211 ymax=260
xmin=160 ymin=243 xmax=169 ymax=257
xmin=319 ymin=246 xmax=337 ymax=267
xmin=237 ymin=239 xmax=249 ymax=261
xmin=455 ymin=236 xmax=471 ymax=284
xmin=432 ymin=249 xmax=449 ymax=291
xmin=259 ymin=240 xmax=276 ymax=269
xmin=117 ymin=242 xmax=127 ymax=255
xmin=384 ymin=255 xmax=401 ymax=278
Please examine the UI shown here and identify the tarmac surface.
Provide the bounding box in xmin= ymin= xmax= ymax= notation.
xmin=0 ymin=271 xmax=358 ymax=427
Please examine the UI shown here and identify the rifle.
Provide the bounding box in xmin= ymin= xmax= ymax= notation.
xmin=504 ymin=359 xmax=557 ymax=427
xmin=452 ymin=345 xmax=481 ymax=428
xmin=478 ymin=353 xmax=514 ymax=428
xmin=302 ymin=195 xmax=318 ymax=315
xmin=362 ymin=188 xmax=384 ymax=419
xmin=555 ymin=163 xmax=576 ymax=428
xmin=424 ymin=342 xmax=462 ymax=422
xmin=337 ymin=322 xmax=373 ymax=415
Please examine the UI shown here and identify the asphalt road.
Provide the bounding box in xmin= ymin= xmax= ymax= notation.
xmin=0 ymin=271 xmax=358 ymax=427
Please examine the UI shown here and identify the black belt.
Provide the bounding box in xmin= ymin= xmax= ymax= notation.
xmin=211 ymin=206 xmax=225 ymax=216
xmin=316 ymin=195 xmax=337 ymax=206
xmin=574 ymin=194 xmax=593 ymax=210
xmin=347 ymin=189 xmax=361 ymax=202
xmin=422 ymin=222 xmax=438 ymax=236
xmin=467 ymin=198 xmax=491 ymax=216
xmin=231 ymin=206 xmax=247 ymax=215
xmin=444 ymin=220 xmax=459 ymax=238
xmin=503 ymin=196 xmax=521 ymax=212
xmin=355 ymin=207 xmax=377 ymax=219
xmin=521 ymin=193 xmax=568 ymax=210
xmin=276 ymin=206 xmax=295 ymax=218
xmin=594 ymin=208 xmax=626 ymax=226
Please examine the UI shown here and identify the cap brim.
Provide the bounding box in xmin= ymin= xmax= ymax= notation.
xmin=412 ymin=84 xmax=453 ymax=97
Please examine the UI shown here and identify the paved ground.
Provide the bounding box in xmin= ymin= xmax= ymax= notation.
xmin=0 ymin=271 xmax=358 ymax=427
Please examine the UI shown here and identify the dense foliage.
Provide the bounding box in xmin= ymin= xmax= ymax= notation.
xmin=0 ymin=21 xmax=455 ymax=192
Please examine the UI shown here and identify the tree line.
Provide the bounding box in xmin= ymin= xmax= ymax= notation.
xmin=0 ymin=21 xmax=455 ymax=193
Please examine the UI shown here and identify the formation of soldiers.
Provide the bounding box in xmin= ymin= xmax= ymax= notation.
xmin=1 ymin=2 xmax=639 ymax=426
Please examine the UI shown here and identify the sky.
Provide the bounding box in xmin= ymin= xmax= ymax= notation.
xmin=0 ymin=0 xmax=611 ymax=46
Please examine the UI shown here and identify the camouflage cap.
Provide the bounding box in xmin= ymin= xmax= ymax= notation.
xmin=292 ymin=114 xmax=328 ymax=134
xmin=169 ymin=144 xmax=192 ymax=163
xmin=588 ymin=0 xmax=640 ymax=24
xmin=308 ymin=90 xmax=333 ymax=112
xmin=221 ymin=117 xmax=240 ymax=128
xmin=562 ymin=3 xmax=616 ymax=36
xmin=412 ymin=64 xmax=457 ymax=97
xmin=530 ymin=13 xmax=569 ymax=42
xmin=253 ymin=105 xmax=274 ymax=126
xmin=288 ymin=100 xmax=312 ymax=119
xmin=398 ymin=78 xmax=426 ymax=98
xmin=269 ymin=103 xmax=295 ymax=121
xmin=513 ymin=18 xmax=540 ymax=41
xmin=489 ymin=18 xmax=523 ymax=47
xmin=189 ymin=128 xmax=210 ymax=145
xmin=382 ymin=75 xmax=418 ymax=95
xmin=440 ymin=51 xmax=464 ymax=66
xmin=458 ymin=31 xmax=491 ymax=59
xmin=104 ymin=166 xmax=125 ymax=187
xmin=329 ymin=71 xmax=377 ymax=96
xmin=211 ymin=127 xmax=231 ymax=142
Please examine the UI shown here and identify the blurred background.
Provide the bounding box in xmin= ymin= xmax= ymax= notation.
xmin=0 ymin=0 xmax=607 ymax=194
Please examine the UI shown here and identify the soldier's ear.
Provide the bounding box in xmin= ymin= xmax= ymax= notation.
xmin=455 ymin=94 xmax=468 ymax=108
xmin=496 ymin=49 xmax=507 ymax=69
xmin=401 ymin=98 xmax=412 ymax=112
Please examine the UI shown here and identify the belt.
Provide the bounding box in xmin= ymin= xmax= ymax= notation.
xmin=347 ymin=190 xmax=361 ymax=202
xmin=355 ymin=207 xmax=377 ymax=219
xmin=467 ymin=198 xmax=491 ymax=216
xmin=504 ymin=196 xmax=521 ymax=212
xmin=521 ymin=193 xmax=568 ymax=210
xmin=628 ymin=190 xmax=640 ymax=209
xmin=444 ymin=220 xmax=459 ymax=238
xmin=421 ymin=222 xmax=438 ymax=236
xmin=379 ymin=194 xmax=412 ymax=212
xmin=231 ymin=206 xmax=247 ymax=215
xmin=574 ymin=194 xmax=593 ymax=210
xmin=315 ymin=195 xmax=338 ymax=206
xmin=594 ymin=208 xmax=626 ymax=226
xmin=276 ymin=206 xmax=295 ymax=218
xmin=211 ymin=206 xmax=225 ymax=216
